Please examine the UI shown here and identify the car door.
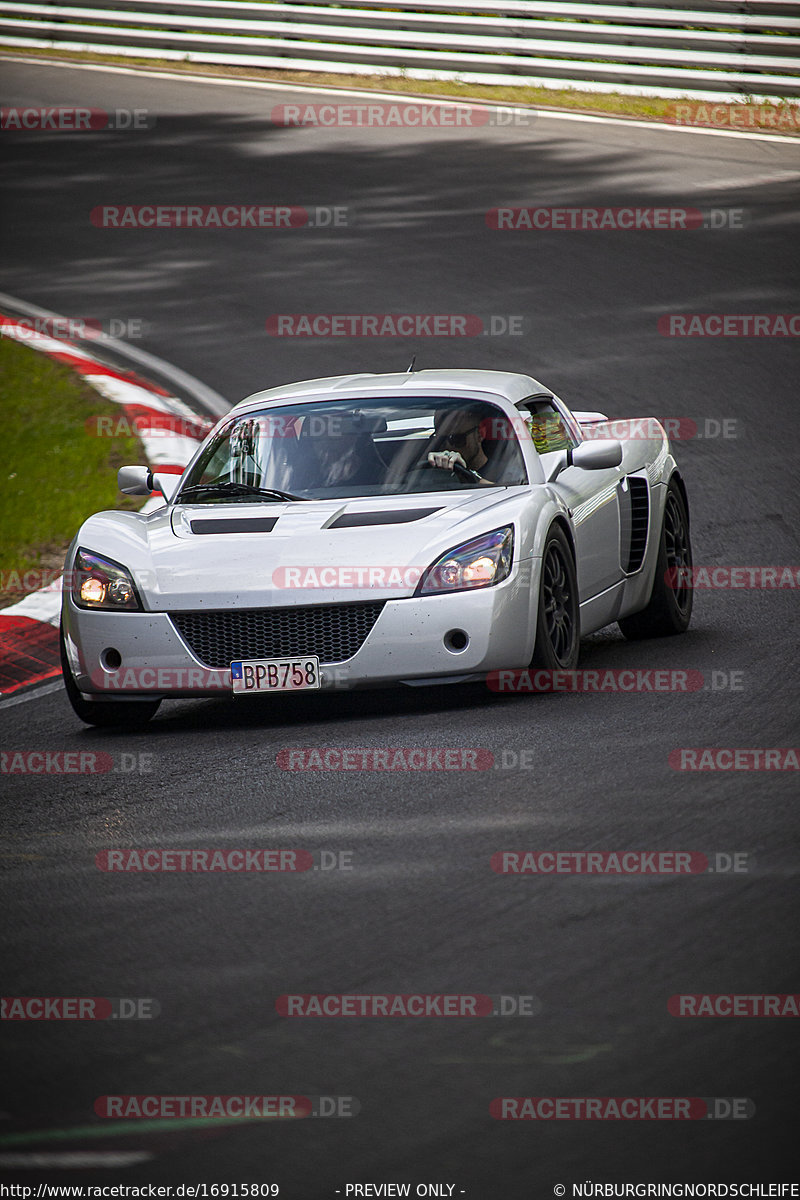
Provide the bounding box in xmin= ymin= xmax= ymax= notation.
xmin=518 ymin=397 xmax=624 ymax=603
xmin=551 ymin=461 xmax=624 ymax=601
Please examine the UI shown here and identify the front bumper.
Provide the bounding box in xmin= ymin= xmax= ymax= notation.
xmin=62 ymin=567 xmax=536 ymax=699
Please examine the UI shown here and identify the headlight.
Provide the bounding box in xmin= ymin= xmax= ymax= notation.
xmin=415 ymin=527 xmax=514 ymax=596
xmin=71 ymin=549 xmax=142 ymax=611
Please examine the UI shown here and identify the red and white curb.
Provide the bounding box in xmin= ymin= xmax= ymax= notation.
xmin=0 ymin=318 xmax=215 ymax=696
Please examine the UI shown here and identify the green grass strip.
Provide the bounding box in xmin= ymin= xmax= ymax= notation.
xmin=0 ymin=335 xmax=146 ymax=600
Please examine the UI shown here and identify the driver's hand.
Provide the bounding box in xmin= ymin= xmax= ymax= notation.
xmin=428 ymin=450 xmax=467 ymax=472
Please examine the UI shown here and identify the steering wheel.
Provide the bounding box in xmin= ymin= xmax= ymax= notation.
xmin=415 ymin=459 xmax=483 ymax=484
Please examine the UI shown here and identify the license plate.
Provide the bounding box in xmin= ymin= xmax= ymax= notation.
xmin=230 ymin=656 xmax=321 ymax=694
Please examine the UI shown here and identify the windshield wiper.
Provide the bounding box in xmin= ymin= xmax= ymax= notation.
xmin=177 ymin=481 xmax=303 ymax=502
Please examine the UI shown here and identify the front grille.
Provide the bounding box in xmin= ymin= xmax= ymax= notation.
xmin=626 ymin=476 xmax=650 ymax=572
xmin=170 ymin=602 xmax=386 ymax=668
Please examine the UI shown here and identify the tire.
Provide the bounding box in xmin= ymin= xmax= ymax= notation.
xmin=618 ymin=478 xmax=693 ymax=640
xmin=60 ymin=622 xmax=161 ymax=728
xmin=531 ymin=526 xmax=580 ymax=670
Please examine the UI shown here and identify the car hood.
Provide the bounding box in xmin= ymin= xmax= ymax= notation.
xmin=75 ymin=490 xmax=528 ymax=609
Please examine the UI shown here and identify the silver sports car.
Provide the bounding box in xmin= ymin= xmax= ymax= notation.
xmin=60 ymin=369 xmax=692 ymax=726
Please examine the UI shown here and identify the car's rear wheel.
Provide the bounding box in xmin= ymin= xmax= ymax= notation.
xmin=531 ymin=526 xmax=580 ymax=670
xmin=60 ymin=622 xmax=161 ymax=728
xmin=618 ymin=477 xmax=693 ymax=640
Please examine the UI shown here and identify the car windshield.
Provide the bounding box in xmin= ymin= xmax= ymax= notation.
xmin=178 ymin=396 xmax=528 ymax=502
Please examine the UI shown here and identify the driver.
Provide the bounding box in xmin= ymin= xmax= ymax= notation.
xmin=427 ymin=408 xmax=503 ymax=485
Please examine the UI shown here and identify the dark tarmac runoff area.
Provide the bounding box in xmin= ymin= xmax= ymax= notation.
xmin=0 ymin=56 xmax=799 ymax=1194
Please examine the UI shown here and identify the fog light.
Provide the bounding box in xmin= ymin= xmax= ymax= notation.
xmin=444 ymin=629 xmax=469 ymax=653
xmin=100 ymin=648 xmax=122 ymax=671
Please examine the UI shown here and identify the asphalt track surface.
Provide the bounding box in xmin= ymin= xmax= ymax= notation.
xmin=1 ymin=58 xmax=800 ymax=1193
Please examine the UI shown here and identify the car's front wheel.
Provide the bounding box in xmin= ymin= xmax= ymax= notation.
xmin=530 ymin=526 xmax=580 ymax=670
xmin=60 ymin=622 xmax=161 ymax=728
xmin=618 ymin=477 xmax=693 ymax=640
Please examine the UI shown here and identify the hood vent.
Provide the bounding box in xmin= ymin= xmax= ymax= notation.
xmin=190 ymin=517 xmax=279 ymax=535
xmin=329 ymin=507 xmax=441 ymax=529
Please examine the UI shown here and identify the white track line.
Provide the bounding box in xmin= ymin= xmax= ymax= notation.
xmin=0 ymin=289 xmax=229 ymax=417
xmin=0 ymin=1151 xmax=153 ymax=1168
xmin=2 ymin=53 xmax=799 ymax=145
xmin=0 ymin=680 xmax=65 ymax=709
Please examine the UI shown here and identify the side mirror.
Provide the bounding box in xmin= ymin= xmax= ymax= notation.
xmin=118 ymin=465 xmax=152 ymax=495
xmin=118 ymin=466 xmax=182 ymax=502
xmin=571 ymin=440 xmax=623 ymax=470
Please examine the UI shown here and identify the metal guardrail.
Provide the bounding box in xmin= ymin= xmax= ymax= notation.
xmin=1 ymin=0 xmax=799 ymax=99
